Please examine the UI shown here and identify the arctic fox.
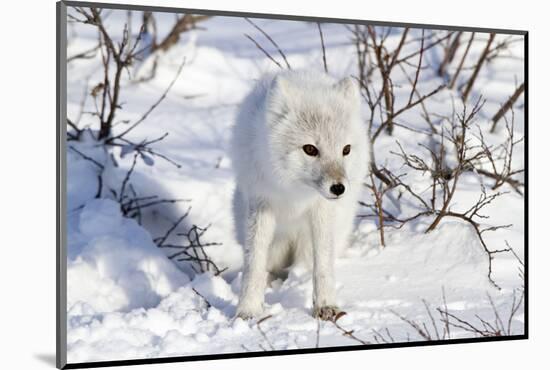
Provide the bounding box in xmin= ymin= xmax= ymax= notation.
xmin=230 ymin=70 xmax=370 ymax=320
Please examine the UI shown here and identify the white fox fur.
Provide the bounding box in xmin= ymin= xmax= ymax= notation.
xmin=230 ymin=70 xmax=370 ymax=320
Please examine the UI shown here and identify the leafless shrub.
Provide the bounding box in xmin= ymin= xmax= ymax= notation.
xmin=68 ymin=6 xmax=184 ymax=167
xmin=349 ymin=26 xmax=446 ymax=187
xmin=349 ymin=27 xmax=450 ymax=240
xmin=393 ymin=99 xmax=516 ymax=288
xmin=155 ymin=209 xmax=225 ymax=275
xmin=358 ymin=97 xmax=518 ymax=288
xmin=476 ymin=109 xmax=525 ymax=194
xmin=351 ymin=26 xmax=446 ymax=138
xmin=437 ymin=291 xmax=524 ymax=337
xmin=68 ymin=7 xmax=185 ymax=163
xmin=70 ymin=7 xmax=143 ymax=139
xmin=67 ymin=7 xmax=223 ymax=275
xmin=347 ymin=27 xmax=525 ymax=294
xmin=392 ymin=285 xmax=524 ymax=341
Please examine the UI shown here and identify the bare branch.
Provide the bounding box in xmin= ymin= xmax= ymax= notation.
xmin=490 ymin=83 xmax=525 ymax=133
xmin=245 ymin=18 xmax=291 ymax=69
xmin=109 ymin=57 xmax=186 ymax=141
xmin=461 ymin=33 xmax=495 ymax=102
xmin=244 ymin=34 xmax=283 ymax=69
xmin=449 ymin=32 xmax=475 ymax=89
xmin=317 ymin=22 xmax=328 ymax=73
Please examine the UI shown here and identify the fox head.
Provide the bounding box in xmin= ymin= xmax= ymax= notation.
xmin=266 ymin=71 xmax=369 ymax=200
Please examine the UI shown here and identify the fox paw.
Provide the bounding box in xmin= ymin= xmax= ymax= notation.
xmin=313 ymin=305 xmax=346 ymax=321
xmin=235 ymin=304 xmax=263 ymax=320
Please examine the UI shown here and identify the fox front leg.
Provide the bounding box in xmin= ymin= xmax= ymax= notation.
xmin=235 ymin=200 xmax=275 ymax=320
xmin=309 ymin=202 xmax=342 ymax=321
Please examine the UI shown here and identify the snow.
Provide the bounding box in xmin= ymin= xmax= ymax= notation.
xmin=68 ymin=198 xmax=189 ymax=313
xmin=65 ymin=8 xmax=525 ymax=364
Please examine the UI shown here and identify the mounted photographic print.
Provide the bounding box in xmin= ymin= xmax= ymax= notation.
xmin=57 ymin=1 xmax=528 ymax=368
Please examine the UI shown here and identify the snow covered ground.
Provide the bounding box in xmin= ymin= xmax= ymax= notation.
xmin=65 ymin=9 xmax=525 ymax=364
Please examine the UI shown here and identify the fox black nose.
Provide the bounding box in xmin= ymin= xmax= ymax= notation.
xmin=330 ymin=183 xmax=345 ymax=196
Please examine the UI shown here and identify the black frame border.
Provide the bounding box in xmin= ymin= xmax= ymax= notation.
xmin=56 ymin=1 xmax=529 ymax=369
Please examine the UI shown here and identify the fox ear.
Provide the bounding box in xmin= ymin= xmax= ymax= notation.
xmin=271 ymin=75 xmax=294 ymax=100
xmin=334 ymin=77 xmax=359 ymax=101
xmin=269 ymin=75 xmax=296 ymax=115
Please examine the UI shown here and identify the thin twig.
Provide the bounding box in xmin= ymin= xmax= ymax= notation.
xmin=245 ymin=18 xmax=291 ymax=69
xmin=317 ymin=22 xmax=328 ymax=73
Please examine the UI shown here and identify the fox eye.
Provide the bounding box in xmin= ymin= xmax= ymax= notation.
xmin=343 ymin=144 xmax=351 ymax=156
xmin=303 ymin=144 xmax=319 ymax=156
